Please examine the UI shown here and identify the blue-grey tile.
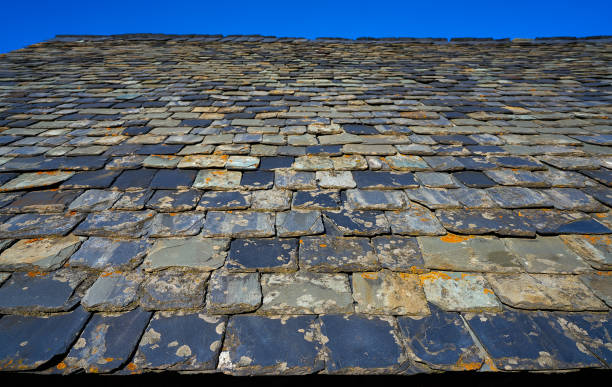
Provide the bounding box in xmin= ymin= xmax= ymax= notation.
xmin=226 ymin=238 xmax=298 ymax=272
xmin=0 ymin=213 xmax=85 ymax=238
xmin=74 ymin=210 xmax=155 ymax=237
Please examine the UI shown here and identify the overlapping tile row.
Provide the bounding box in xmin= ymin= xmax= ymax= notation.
xmin=0 ymin=34 xmax=610 ymax=375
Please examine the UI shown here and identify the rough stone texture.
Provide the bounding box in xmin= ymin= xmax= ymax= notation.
xmin=69 ymin=237 xmax=150 ymax=271
xmin=420 ymin=271 xmax=502 ymax=312
xmin=352 ymin=270 xmax=430 ymax=315
xmin=75 ymin=210 xmax=155 ymax=238
xmin=0 ymin=213 xmax=85 ymax=239
xmin=504 ymin=236 xmax=592 ymax=274
xmin=68 ymin=189 xmax=122 ymax=212
xmin=81 ymin=271 xmax=143 ymax=311
xmin=260 ymin=271 xmax=353 ymax=314
xmin=193 ymin=170 xmax=242 ymax=190
xmin=0 ymin=235 xmax=83 ymax=271
xmin=299 ymin=236 xmax=379 ymax=272
xmin=345 ymin=189 xmax=407 ymax=210
xmin=0 ymin=307 xmax=90 ymax=371
xmin=143 ymin=237 xmax=229 ymax=271
xmin=134 ymin=312 xmax=227 ymax=371
xmin=385 ymin=203 xmax=446 ymax=236
xmin=140 ymin=269 xmax=209 ymax=311
xmin=324 ymin=209 xmax=390 ymax=236
xmin=201 ymin=211 xmax=275 ymax=238
xmin=579 ymin=273 xmax=612 ymax=307
xmin=553 ymin=312 xmax=612 ymax=366
xmin=149 ymin=212 xmax=204 ymax=237
xmin=398 ymin=305 xmax=484 ymax=371
xmin=250 ymin=189 xmax=291 ymax=211
xmin=219 ymin=315 xmax=323 ymax=375
xmin=276 ymin=210 xmax=324 ymax=237
xmin=316 ymin=171 xmax=356 ymax=189
xmin=320 ymin=314 xmax=407 ymax=374
xmin=485 ymin=273 xmax=608 ymax=311
xmin=371 ymin=235 xmax=427 ymax=272
xmin=418 ymin=235 xmax=522 ymax=273
xmin=206 ymin=270 xmax=261 ymax=314
xmin=226 ymin=238 xmax=298 ymax=272
xmin=436 ymin=209 xmax=535 ymax=237
xmin=560 ymin=234 xmax=612 ymax=270
xmin=63 ymin=308 xmax=152 ymax=373
xmin=0 ymin=171 xmax=74 ymax=191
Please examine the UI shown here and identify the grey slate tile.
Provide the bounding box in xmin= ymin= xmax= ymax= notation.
xmin=324 ymin=209 xmax=390 ymax=236
xmin=226 ymin=238 xmax=298 ymax=272
xmin=0 ymin=212 xmax=86 ymax=239
xmin=69 ymin=237 xmax=150 ymax=271
xmin=74 ymin=210 xmax=155 ymax=238
xmin=146 ymin=189 xmax=201 ymax=212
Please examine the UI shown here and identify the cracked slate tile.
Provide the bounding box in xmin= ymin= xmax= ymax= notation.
xmin=353 ymin=270 xmax=429 ymax=315
xmin=274 ymin=170 xmax=317 ymax=189
xmin=371 ymin=235 xmax=426 ymax=272
xmin=62 ymin=308 xmax=152 ymax=374
xmin=206 ymin=270 xmax=261 ymax=314
xmin=518 ymin=209 xmax=611 ymax=235
xmin=345 ymin=189 xmax=407 ymax=210
xmin=292 ymin=190 xmax=341 ymax=210
xmin=331 ymin=155 xmax=368 ymax=170
xmin=74 ymin=210 xmax=155 ymax=238
xmin=464 ymin=309 xmax=601 ymax=371
xmin=149 ymin=212 xmax=204 ymax=237
xmin=259 ymin=271 xmax=353 ymax=314
xmin=579 ymin=272 xmax=612 ymax=307
xmin=69 ymin=237 xmax=150 ymax=271
xmin=0 ymin=307 xmax=90 ymax=371
xmin=299 ymin=236 xmax=379 ymax=272
xmin=420 ymin=271 xmax=502 ymax=312
xmin=581 ymin=169 xmax=612 ymax=187
xmin=219 ymin=315 xmax=323 ymax=375
xmin=81 ymin=271 xmax=143 ymax=312
xmin=553 ymin=312 xmax=612 ymax=366
xmin=276 ymin=210 xmax=324 ymax=237
xmin=140 ymin=269 xmax=209 ymax=311
xmin=385 ymin=203 xmax=446 ymax=236
xmin=226 ymin=238 xmax=298 ymax=272
xmin=201 ymin=211 xmax=275 ymax=238
xmin=323 ymin=209 xmax=390 ymax=236
xmin=143 ymin=237 xmax=229 ymax=271
xmin=485 ymin=273 xmax=607 ymax=311
xmin=250 ymin=189 xmax=291 ymax=211
xmin=134 ymin=312 xmax=226 ymax=371
xmin=436 ymin=209 xmax=535 ymax=236
xmin=197 ymin=190 xmax=251 ymax=210
xmin=418 ymin=235 xmax=522 ymax=273
xmin=0 ymin=269 xmax=89 ymax=314
xmin=484 ymin=169 xmax=549 ymax=187
xmin=112 ymin=189 xmax=153 ymax=210
xmin=320 ymin=314 xmax=407 ymax=375
xmin=146 ymin=189 xmax=201 ymax=212
xmin=404 ymin=187 xmax=461 ymax=209
xmin=504 ymin=236 xmax=592 ymax=274
xmin=193 ymin=170 xmax=242 ymax=190
xmin=68 ymin=189 xmax=122 ymax=212
xmin=560 ymin=234 xmax=612 ymax=270
xmin=398 ymin=304 xmax=483 ymax=371
xmin=0 ymin=235 xmax=83 ymax=271
xmin=0 ymin=171 xmax=75 ymax=192
xmin=315 ymin=171 xmax=356 ymax=189
xmin=544 ymin=188 xmax=607 ymax=212
xmin=0 ymin=212 xmax=86 ymax=239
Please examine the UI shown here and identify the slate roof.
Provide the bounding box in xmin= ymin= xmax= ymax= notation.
xmin=0 ymin=34 xmax=610 ymax=375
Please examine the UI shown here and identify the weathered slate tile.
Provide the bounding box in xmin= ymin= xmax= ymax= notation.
xmin=143 ymin=154 xmax=181 ymax=169
xmin=276 ymin=210 xmax=324 ymax=237
xmin=504 ymin=236 xmax=592 ymax=274
xmin=540 ymin=156 xmax=599 ymax=170
xmin=69 ymin=237 xmax=150 ymax=270
xmin=422 ymin=156 xmax=464 ymax=171
xmin=140 ymin=269 xmax=209 ymax=311
xmin=0 ymin=307 xmax=90 ymax=371
xmin=146 ymin=189 xmax=201 ymax=212
xmin=404 ymin=187 xmax=461 ymax=209
xmin=436 ymin=209 xmax=535 ymax=236
xmin=274 ymin=170 xmax=317 ymax=189
xmin=418 ymin=235 xmax=522 ymax=273
xmin=112 ymin=189 xmax=153 ymax=210
xmin=518 ymin=209 xmax=611 ymax=235
xmin=219 ymin=315 xmax=323 ymax=375
xmin=177 ymin=154 xmax=227 ymax=169
xmin=385 ymin=204 xmax=446 ymax=236
xmin=485 ymin=169 xmax=549 ymax=187
xmin=323 ymin=209 xmax=390 ymax=236
xmin=292 ymin=190 xmax=340 ymax=210
xmin=63 ymin=308 xmax=152 ymax=373
xmin=320 ymin=314 xmax=407 ymax=374
xmin=106 ymin=155 xmax=146 ymax=170
xmin=451 ymin=188 xmax=498 ymax=208
xmin=385 ymin=155 xmax=430 ymax=171
xmin=0 ymin=235 xmax=83 ymax=271
xmin=293 ymin=155 xmax=333 ymax=171
xmin=315 ymin=171 xmax=356 ymax=189
xmin=81 ymin=271 xmax=143 ymax=311
xmin=579 ymin=273 xmax=612 ymax=307
xmin=372 ymin=235 xmax=426 ymax=272
xmin=331 ymin=154 xmax=368 ymax=170
xmin=486 ymin=186 xmax=551 ymax=208
xmin=414 ymin=172 xmax=459 ymax=188
xmin=260 ymin=271 xmax=353 ymax=314
xmin=581 ymin=168 xmax=612 ymax=187
xmin=201 ymin=211 xmax=275 ymax=237
xmin=353 ymin=270 xmax=429 ymax=315
xmin=68 ymin=189 xmax=122 ymax=212
xmin=259 ymin=156 xmax=294 ymax=170
xmin=554 ymin=312 xmax=612 ymax=366
xmin=299 ymin=236 xmax=379 ymax=272
xmin=3 ymin=190 xmax=82 ymax=213
xmin=111 ymin=168 xmax=156 ymax=191
xmin=486 ymin=273 xmax=607 ymax=311
xmin=206 ymin=270 xmax=261 ymax=314
xmin=150 ymin=169 xmax=196 ymax=189
xmin=0 ymin=269 xmax=88 ymax=314
xmin=452 ymin=171 xmax=497 ymax=188
xmin=251 ymin=189 xmax=291 ymax=211
xmin=143 ymin=237 xmax=229 ymax=271
xmin=240 ymin=171 xmax=274 ymax=190
xmin=420 ymin=271 xmax=502 ymax=312
xmin=74 ymin=210 xmax=154 ymax=238
xmin=464 ymin=309 xmax=600 ymax=371
xmin=197 ymin=191 xmax=251 ymax=210
xmin=226 ymin=238 xmax=298 ymax=272
xmin=149 ymin=212 xmax=204 ymax=237
xmin=345 ymin=189 xmax=407 ymax=210
xmin=0 ymin=212 xmax=85 ymax=238
xmin=534 ymin=169 xmax=590 ymax=188
xmin=0 ymin=192 xmax=19 ymax=209
xmin=397 ymin=305 xmax=484 ymax=371
xmin=134 ymin=312 xmax=227 ymax=371
xmin=544 ymin=188 xmax=606 ymax=211
xmin=352 ymin=171 xmax=418 ymax=189
xmin=193 ymin=170 xmax=242 ymax=190
xmin=0 ymin=171 xmax=74 ymax=192
xmin=489 ymin=155 xmax=545 ymax=170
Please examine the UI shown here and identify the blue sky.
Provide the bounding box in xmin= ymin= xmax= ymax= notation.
xmin=1 ymin=0 xmax=611 ymax=53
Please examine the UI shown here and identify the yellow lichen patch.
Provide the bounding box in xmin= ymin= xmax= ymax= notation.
xmin=419 ymin=271 xmax=452 ymax=285
xmin=483 ymin=288 xmax=494 ymax=295
xmin=89 ymin=366 xmax=99 ymax=373
xmin=56 ymin=362 xmax=66 ymax=370
xmin=100 ymin=271 xmax=121 ymax=277
xmin=319 ymin=244 xmax=327 ymax=248
xmin=439 ymin=233 xmax=474 ymax=243
xmin=456 ymin=357 xmax=482 ymax=371
xmin=360 ymin=273 xmax=378 ymax=280
xmin=409 ymin=266 xmax=427 ymax=274
xmin=23 ymin=238 xmax=44 ymax=244
xmin=35 ymin=171 xmax=60 ymax=175
xmin=595 ymin=271 xmax=612 ymax=276
xmin=26 ymin=271 xmax=48 ymax=278
xmin=104 ymin=357 xmax=114 ymax=363
xmin=582 ymin=234 xmax=610 ymax=246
